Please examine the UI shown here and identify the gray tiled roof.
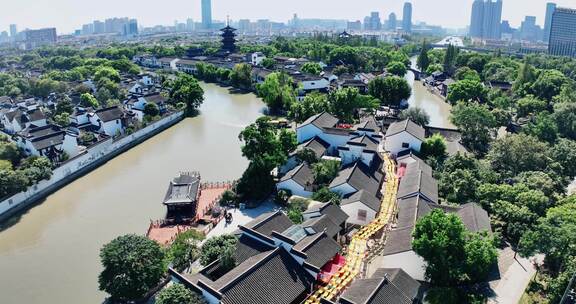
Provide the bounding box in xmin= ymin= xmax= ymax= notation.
xmin=297 ymin=136 xmax=329 ymax=158
xmin=143 ymin=93 xmax=167 ymax=104
xmin=385 ymin=119 xmax=425 ymax=141
xmin=341 ymin=189 xmax=381 ymax=212
xmin=294 ymin=232 xmax=341 ymax=269
xmin=347 ymin=134 xmax=379 ymax=152
xmin=445 ymin=140 xmax=471 ymax=156
xmin=300 ymin=112 xmax=339 ymax=130
xmin=397 ymin=167 xmax=438 ymax=203
xmin=279 ymin=163 xmax=315 ymax=191
xmin=301 ymin=214 xmax=341 ymax=238
xmin=242 ymin=211 xmax=294 ymax=238
xmin=339 ymin=268 xmax=421 ymax=304
xmin=163 ymin=173 xmax=200 ymax=205
xmin=302 ymin=202 xmax=349 ymax=228
xmin=397 ymin=153 xmax=433 ymax=176
xmin=213 ymin=247 xmax=314 ymax=304
xmin=95 ymin=106 xmax=124 ymax=122
xmin=354 ymin=116 xmax=379 ymax=132
xmin=329 ymin=162 xmax=382 ymax=196
xmin=457 ymin=203 xmax=492 ymax=233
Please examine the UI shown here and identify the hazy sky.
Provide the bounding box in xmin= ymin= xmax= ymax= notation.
xmin=1 ymin=0 xmax=575 ymax=34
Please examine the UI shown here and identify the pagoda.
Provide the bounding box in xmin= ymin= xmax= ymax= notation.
xmin=220 ymin=17 xmax=237 ymax=54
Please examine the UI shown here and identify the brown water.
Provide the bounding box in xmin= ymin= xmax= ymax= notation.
xmin=407 ymin=56 xmax=455 ymax=129
xmin=0 ymin=83 xmax=264 ymax=304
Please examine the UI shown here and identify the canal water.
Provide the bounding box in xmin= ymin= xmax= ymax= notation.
xmin=0 ymin=83 xmax=265 ymax=304
xmin=407 ymin=56 xmax=455 ymax=129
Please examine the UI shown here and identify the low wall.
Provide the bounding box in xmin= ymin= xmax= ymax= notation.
xmin=0 ymin=111 xmax=185 ymax=222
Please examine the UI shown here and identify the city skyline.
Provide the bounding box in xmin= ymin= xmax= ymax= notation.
xmin=1 ymin=0 xmax=575 ymax=34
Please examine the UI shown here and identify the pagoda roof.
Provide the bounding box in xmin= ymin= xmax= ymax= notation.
xmin=220 ymin=25 xmax=237 ymax=32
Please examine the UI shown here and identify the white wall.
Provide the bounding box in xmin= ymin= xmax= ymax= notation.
xmin=384 ymin=132 xmax=422 ymax=156
xmin=339 ymin=147 xmax=375 ymax=167
xmin=317 ymin=132 xmax=350 ymax=154
xmin=297 ymin=124 xmax=322 ymax=143
xmin=277 ymin=179 xmax=313 ymax=198
xmin=279 ymin=155 xmax=299 ymax=175
xmin=0 ymin=112 xmax=184 ymax=218
xmin=340 ymin=201 xmax=377 ymax=226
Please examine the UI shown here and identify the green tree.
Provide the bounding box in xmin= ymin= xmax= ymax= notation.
xmin=288 ymin=92 xmax=330 ymax=123
xmin=170 ymin=73 xmax=205 ymax=115
xmin=296 ymin=148 xmax=319 ymax=164
xmin=454 ymin=67 xmax=481 ymax=82
xmin=0 ymin=160 xmax=12 ymax=171
xmin=443 ymin=44 xmax=458 ymax=75
xmin=0 ymin=141 xmax=22 ymax=165
xmin=287 ymin=198 xmax=309 ymax=224
xmin=260 ymin=58 xmax=275 ymax=69
xmin=386 ymin=61 xmax=407 ymax=76
xmin=553 ymin=102 xmax=576 ymax=140
xmin=168 ymin=230 xmax=205 ymax=271
xmin=486 ymin=134 xmax=550 ymax=177
xmin=530 ymin=69 xmax=568 ymax=101
xmin=312 ymin=187 xmax=342 ymax=204
xmin=19 ymin=156 xmax=52 ymax=182
xmin=312 ymin=160 xmax=340 ymax=186
xmin=98 ymin=234 xmax=165 ymax=301
xmin=94 ymin=66 xmax=121 ymax=83
xmin=450 ymin=102 xmax=496 ymax=155
xmin=513 ymin=61 xmax=536 ymax=95
xmin=398 ymin=107 xmax=430 ymax=126
xmin=144 ymin=102 xmax=160 ymax=117
xmin=426 ymin=64 xmax=443 ymax=75
xmin=301 ymin=62 xmax=323 ymax=75
xmin=230 ymin=63 xmax=253 ymax=89
xmin=0 ymin=169 xmax=28 ymax=198
xmin=329 ymin=87 xmax=378 ymax=122
xmin=368 ymin=76 xmax=411 ymax=107
xmin=80 ymin=93 xmax=99 ymax=108
xmin=55 ymin=95 xmax=74 ymax=115
xmin=155 ymin=283 xmax=207 ymax=304
xmin=199 ymin=235 xmax=238 ymax=266
xmin=53 ymin=112 xmax=70 ymax=127
xmin=516 ymin=95 xmax=548 ymax=118
xmin=413 ymin=210 xmax=497 ymax=286
xmin=523 ymin=113 xmax=558 ymax=143
xmin=420 ymin=133 xmax=447 ymax=161
xmin=417 ymin=42 xmax=431 ymax=72
xmin=550 ymin=138 xmax=576 ymax=179
xmin=257 ymin=72 xmax=295 ymax=113
xmin=447 ymin=80 xmax=488 ymax=104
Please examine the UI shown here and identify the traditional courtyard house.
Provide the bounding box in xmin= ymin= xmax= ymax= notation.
xmin=89 ymin=106 xmax=125 ymax=136
xmin=340 ymin=189 xmax=381 ymax=226
xmin=176 ymin=59 xmax=199 ymax=74
xmin=277 ymin=163 xmax=315 ymax=198
xmin=377 ymin=195 xmax=491 ymax=281
xmin=252 ymin=68 xmax=273 ymax=84
xmin=280 ymin=136 xmax=329 ymax=174
xmin=1 ymin=108 xmax=47 ymax=134
xmin=296 ymin=112 xmax=352 ymax=153
xmin=132 ymin=54 xmax=160 ymax=68
xmin=337 ymin=79 xmax=368 ymax=94
xmin=396 ymin=162 xmax=438 ymax=203
xmin=127 ymin=74 xmax=157 ymax=95
xmin=16 ymin=124 xmax=79 ymax=161
xmin=352 ymin=116 xmax=380 ymax=138
xmin=159 ymin=57 xmax=180 ymax=71
xmin=396 ymin=153 xmax=433 ymax=177
xmin=301 ymin=201 xmax=349 ymax=235
xmin=384 ymin=119 xmax=425 ymax=156
xmin=162 ymin=172 xmax=201 ymax=223
xmin=323 ymin=268 xmax=423 ymax=304
xmin=338 ymin=134 xmax=380 ymax=167
xmin=69 ymin=107 xmax=91 ymax=127
xmin=127 ymin=93 xmax=168 ymax=114
xmin=329 ymin=161 xmax=383 ymax=198
xmin=249 ymin=52 xmax=266 ymax=66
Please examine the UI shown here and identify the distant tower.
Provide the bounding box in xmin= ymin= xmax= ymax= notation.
xmin=9 ymin=24 xmax=17 ymax=37
xmin=543 ymin=2 xmax=557 ymax=43
xmin=201 ymin=0 xmax=212 ymax=30
xmin=403 ymin=2 xmax=412 ymax=32
xmin=220 ymin=17 xmax=237 ymax=54
xmin=388 ymin=13 xmax=397 ymax=31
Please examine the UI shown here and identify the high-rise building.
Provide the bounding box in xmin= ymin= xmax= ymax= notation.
xmin=238 ymin=19 xmax=251 ymax=32
xmin=543 ymin=3 xmax=557 ymax=43
xmin=388 ymin=13 xmax=397 ymax=31
xmin=202 ymin=0 xmax=212 ymax=30
xmin=186 ymin=19 xmax=195 ymax=31
xmin=9 ymin=24 xmax=17 ymax=37
xmin=82 ymin=23 xmax=94 ymax=35
xmin=347 ymin=20 xmax=362 ymax=31
xmin=469 ymin=0 xmax=502 ymax=40
xmin=23 ymin=28 xmax=57 ymax=49
xmin=123 ymin=19 xmax=138 ymax=37
xmin=93 ymin=20 xmax=105 ymax=34
xmin=549 ymin=7 xmax=576 ymax=58
xmin=520 ymin=16 xmax=539 ymax=41
xmin=365 ymin=12 xmax=381 ymax=31
xmin=403 ymin=2 xmax=412 ymax=32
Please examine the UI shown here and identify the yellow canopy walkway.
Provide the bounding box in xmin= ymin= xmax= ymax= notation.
xmin=305 ymin=155 xmax=399 ymax=304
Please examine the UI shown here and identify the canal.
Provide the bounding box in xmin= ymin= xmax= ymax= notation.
xmin=0 ymin=83 xmax=265 ymax=304
xmin=407 ymin=56 xmax=455 ymax=129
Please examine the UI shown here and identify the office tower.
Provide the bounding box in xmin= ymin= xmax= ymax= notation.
xmin=549 ymin=7 xmax=576 ymax=57
xmin=469 ymin=0 xmax=502 ymax=40
xmin=543 ymin=3 xmax=557 ymax=43
xmin=403 ymin=2 xmax=412 ymax=32
xmin=82 ymin=23 xmax=94 ymax=35
xmin=347 ymin=20 xmax=362 ymax=31
xmin=238 ymin=19 xmax=250 ymax=32
xmin=9 ymin=24 xmax=17 ymax=37
xmin=202 ymin=0 xmax=212 ymax=30
xmin=366 ymin=12 xmax=381 ymax=31
xmin=388 ymin=13 xmax=397 ymax=31
xmin=123 ymin=19 xmax=138 ymax=37
xmin=187 ymin=19 xmax=195 ymax=31
xmin=520 ymin=16 xmax=538 ymax=41
xmin=93 ymin=20 xmax=105 ymax=34
xmin=24 ymin=28 xmax=57 ymax=49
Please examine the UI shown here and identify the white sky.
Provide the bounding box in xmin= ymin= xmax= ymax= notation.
xmin=1 ymin=0 xmax=575 ymax=34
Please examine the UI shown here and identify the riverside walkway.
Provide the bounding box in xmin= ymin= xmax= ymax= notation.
xmin=305 ymin=154 xmax=399 ymax=304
